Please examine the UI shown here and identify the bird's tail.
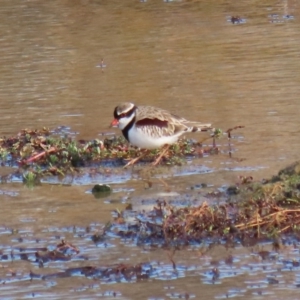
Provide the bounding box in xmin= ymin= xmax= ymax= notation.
xmin=188 ymin=123 xmax=212 ymax=132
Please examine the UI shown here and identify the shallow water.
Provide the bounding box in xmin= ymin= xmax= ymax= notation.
xmin=0 ymin=0 xmax=300 ymax=298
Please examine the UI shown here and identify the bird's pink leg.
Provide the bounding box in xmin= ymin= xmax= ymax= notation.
xmin=123 ymin=150 xmax=148 ymax=168
xmin=152 ymin=144 xmax=170 ymax=166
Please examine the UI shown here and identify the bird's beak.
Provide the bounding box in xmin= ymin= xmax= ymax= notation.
xmin=110 ymin=119 xmax=119 ymax=127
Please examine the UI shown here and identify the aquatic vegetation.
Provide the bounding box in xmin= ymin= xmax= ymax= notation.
xmin=22 ymin=171 xmax=40 ymax=188
xmin=0 ymin=127 xmax=238 ymax=181
xmin=107 ymin=162 xmax=300 ymax=244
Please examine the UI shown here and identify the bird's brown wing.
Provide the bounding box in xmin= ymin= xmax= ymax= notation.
xmin=135 ymin=117 xmax=178 ymax=138
xmin=135 ymin=106 xmax=210 ymax=137
xmin=135 ymin=118 xmax=168 ymax=128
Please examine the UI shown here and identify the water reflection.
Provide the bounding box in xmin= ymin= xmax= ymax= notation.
xmin=0 ymin=0 xmax=299 ymax=298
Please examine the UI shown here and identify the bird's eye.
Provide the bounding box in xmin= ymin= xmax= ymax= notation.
xmin=119 ymin=113 xmax=126 ymax=118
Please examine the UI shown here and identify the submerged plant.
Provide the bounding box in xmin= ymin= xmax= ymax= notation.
xmin=23 ymin=171 xmax=40 ymax=188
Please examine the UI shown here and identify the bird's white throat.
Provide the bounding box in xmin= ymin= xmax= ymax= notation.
xmin=118 ymin=113 xmax=135 ymax=130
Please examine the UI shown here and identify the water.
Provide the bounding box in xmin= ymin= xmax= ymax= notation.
xmin=0 ymin=0 xmax=299 ymax=298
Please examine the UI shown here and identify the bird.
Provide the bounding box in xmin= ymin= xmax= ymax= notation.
xmin=110 ymin=102 xmax=212 ymax=167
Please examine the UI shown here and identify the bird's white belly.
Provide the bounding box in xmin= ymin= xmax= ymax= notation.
xmin=128 ymin=127 xmax=180 ymax=149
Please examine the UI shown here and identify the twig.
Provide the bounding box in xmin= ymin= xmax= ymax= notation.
xmin=21 ymin=147 xmax=57 ymax=164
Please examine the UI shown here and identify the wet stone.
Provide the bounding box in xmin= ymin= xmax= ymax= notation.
xmin=92 ymin=184 xmax=112 ymax=198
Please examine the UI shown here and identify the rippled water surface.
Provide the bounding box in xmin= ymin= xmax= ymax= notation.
xmin=0 ymin=0 xmax=300 ymax=298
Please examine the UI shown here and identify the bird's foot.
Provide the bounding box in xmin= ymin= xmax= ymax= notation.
xmin=123 ymin=151 xmax=148 ymax=168
xmin=152 ymin=156 xmax=168 ymax=166
xmin=151 ymin=145 xmax=170 ymax=166
xmin=152 ymin=156 xmax=163 ymax=166
xmin=123 ymin=156 xmax=142 ymax=168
